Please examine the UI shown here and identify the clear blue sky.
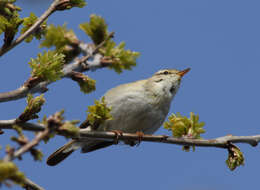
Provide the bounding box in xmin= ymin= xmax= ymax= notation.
xmin=1 ymin=0 xmax=260 ymax=189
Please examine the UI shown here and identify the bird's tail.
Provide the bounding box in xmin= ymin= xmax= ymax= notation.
xmin=46 ymin=140 xmax=80 ymax=166
xmin=47 ymin=140 xmax=114 ymax=166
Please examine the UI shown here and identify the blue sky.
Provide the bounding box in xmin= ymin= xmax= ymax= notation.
xmin=1 ymin=0 xmax=260 ymax=189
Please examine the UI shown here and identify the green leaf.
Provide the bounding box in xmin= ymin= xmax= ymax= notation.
xmin=17 ymin=94 xmax=45 ymax=122
xmin=163 ymin=112 xmax=205 ymax=151
xmin=28 ymin=50 xmax=65 ymax=82
xmin=100 ymin=41 xmax=140 ymax=73
xmin=79 ymin=14 xmax=108 ymax=45
xmin=0 ymin=1 xmax=21 ymax=15
xmin=20 ymin=12 xmax=47 ymax=43
xmin=56 ymin=0 xmax=87 ymax=10
xmin=60 ymin=120 xmax=80 ymax=138
xmin=30 ymin=149 xmax=44 ymax=161
xmin=0 ymin=12 xmax=23 ymax=44
xmin=71 ymin=72 xmax=96 ymax=94
xmin=86 ymin=97 xmax=112 ymax=128
xmin=226 ymin=145 xmax=245 ymax=171
xmin=40 ymin=24 xmax=77 ymax=51
xmin=0 ymin=161 xmax=25 ymax=185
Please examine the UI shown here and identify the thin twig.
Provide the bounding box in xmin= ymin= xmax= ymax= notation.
xmin=23 ymin=178 xmax=45 ymax=190
xmin=1 ymin=120 xmax=260 ymax=148
xmin=78 ymin=130 xmax=260 ymax=148
xmin=0 ymin=33 xmax=115 ymax=103
xmin=78 ymin=32 xmax=115 ymax=64
xmin=0 ymin=0 xmax=60 ymax=57
xmin=2 ymin=124 xmax=50 ymax=190
xmin=0 ymin=119 xmax=45 ymax=131
xmin=3 ymin=128 xmax=50 ymax=161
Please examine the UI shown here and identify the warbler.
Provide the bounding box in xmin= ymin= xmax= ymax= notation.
xmin=47 ymin=68 xmax=190 ymax=166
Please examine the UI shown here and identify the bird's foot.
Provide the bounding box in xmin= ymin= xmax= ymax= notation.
xmin=135 ymin=131 xmax=144 ymax=146
xmin=111 ymin=130 xmax=123 ymax=144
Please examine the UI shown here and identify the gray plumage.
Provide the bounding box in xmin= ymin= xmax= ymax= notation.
xmin=47 ymin=68 xmax=190 ymax=166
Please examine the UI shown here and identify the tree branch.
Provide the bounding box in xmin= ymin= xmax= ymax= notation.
xmin=0 ymin=119 xmax=45 ymax=132
xmin=3 ymin=128 xmax=50 ymax=161
xmin=0 ymin=0 xmax=60 ymax=57
xmin=1 ymin=120 xmax=259 ymax=148
xmin=2 ymin=123 xmax=50 ymax=190
xmin=23 ymin=178 xmax=45 ymax=190
xmin=78 ymin=130 xmax=260 ymax=148
xmin=0 ymin=32 xmax=115 ymax=103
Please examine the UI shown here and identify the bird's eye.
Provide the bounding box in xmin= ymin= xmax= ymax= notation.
xmin=163 ymin=71 xmax=169 ymax=75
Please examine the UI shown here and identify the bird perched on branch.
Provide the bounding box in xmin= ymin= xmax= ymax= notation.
xmin=47 ymin=68 xmax=190 ymax=166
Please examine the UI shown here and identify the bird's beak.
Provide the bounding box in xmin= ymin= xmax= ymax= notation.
xmin=177 ymin=68 xmax=190 ymax=78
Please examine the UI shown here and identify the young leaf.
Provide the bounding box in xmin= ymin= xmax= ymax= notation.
xmin=28 ymin=50 xmax=65 ymax=82
xmin=20 ymin=12 xmax=47 ymax=43
xmin=164 ymin=112 xmax=205 ymax=151
xmin=226 ymin=144 xmax=245 ymax=171
xmin=0 ymin=161 xmax=25 ymax=185
xmin=100 ymin=41 xmax=140 ymax=73
xmin=79 ymin=14 xmax=108 ymax=45
xmin=70 ymin=72 xmax=96 ymax=94
xmin=86 ymin=97 xmax=112 ymax=128
xmin=59 ymin=120 xmax=80 ymax=138
xmin=40 ymin=24 xmax=77 ymax=50
xmin=17 ymin=94 xmax=45 ymax=122
xmin=56 ymin=0 xmax=87 ymax=10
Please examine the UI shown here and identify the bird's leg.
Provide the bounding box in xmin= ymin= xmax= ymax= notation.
xmin=135 ymin=131 xmax=144 ymax=146
xmin=111 ymin=130 xmax=123 ymax=144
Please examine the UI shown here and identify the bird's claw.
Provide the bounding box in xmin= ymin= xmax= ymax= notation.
xmin=135 ymin=131 xmax=144 ymax=146
xmin=111 ymin=130 xmax=123 ymax=144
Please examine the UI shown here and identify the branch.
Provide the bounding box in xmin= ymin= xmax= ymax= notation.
xmin=3 ymin=128 xmax=50 ymax=161
xmin=78 ymin=130 xmax=260 ymax=148
xmin=2 ymin=123 xmax=50 ymax=190
xmin=0 ymin=0 xmax=60 ymax=57
xmin=23 ymin=178 xmax=45 ymax=190
xmin=1 ymin=120 xmax=259 ymax=148
xmin=0 ymin=33 xmax=115 ymax=103
xmin=0 ymin=119 xmax=45 ymax=132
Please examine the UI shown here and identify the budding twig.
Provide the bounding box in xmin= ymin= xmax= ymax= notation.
xmin=0 ymin=33 xmax=115 ymax=103
xmin=0 ymin=0 xmax=60 ymax=57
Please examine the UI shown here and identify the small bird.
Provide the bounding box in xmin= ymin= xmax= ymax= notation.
xmin=47 ymin=68 xmax=190 ymax=166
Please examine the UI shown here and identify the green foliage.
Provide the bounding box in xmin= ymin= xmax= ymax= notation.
xmin=79 ymin=14 xmax=108 ymax=45
xmin=226 ymin=145 xmax=245 ymax=171
xmin=0 ymin=16 xmax=9 ymax=35
xmin=20 ymin=12 xmax=47 ymax=43
xmin=30 ymin=148 xmax=43 ymax=161
xmin=100 ymin=41 xmax=140 ymax=73
xmin=164 ymin=112 xmax=205 ymax=138
xmin=86 ymin=97 xmax=112 ymax=128
xmin=72 ymin=73 xmax=96 ymax=94
xmin=0 ymin=0 xmax=21 ymax=17
xmin=60 ymin=120 xmax=80 ymax=138
xmin=57 ymin=0 xmax=87 ymax=10
xmin=38 ymin=115 xmax=55 ymax=144
xmin=69 ymin=0 xmax=86 ymax=8
xmin=18 ymin=94 xmax=45 ymax=122
xmin=79 ymin=76 xmax=96 ymax=93
xmin=28 ymin=50 xmax=65 ymax=82
xmin=40 ymin=24 xmax=77 ymax=51
xmin=0 ymin=13 xmax=22 ymax=40
xmin=164 ymin=112 xmax=205 ymax=151
xmin=39 ymin=110 xmax=80 ymax=141
xmin=80 ymin=14 xmax=140 ymax=73
xmin=0 ymin=161 xmax=25 ymax=185
xmin=12 ymin=125 xmax=23 ymax=137
xmin=0 ymin=0 xmax=22 ymax=44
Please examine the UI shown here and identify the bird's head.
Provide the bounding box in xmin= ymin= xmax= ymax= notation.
xmin=147 ymin=68 xmax=190 ymax=99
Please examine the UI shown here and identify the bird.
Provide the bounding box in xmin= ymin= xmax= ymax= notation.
xmin=47 ymin=68 xmax=190 ymax=166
